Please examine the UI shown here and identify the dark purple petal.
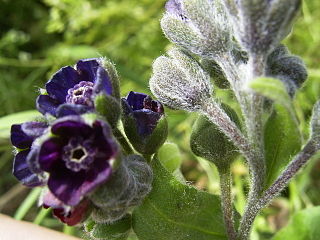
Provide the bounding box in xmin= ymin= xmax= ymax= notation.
xmin=56 ymin=103 xmax=92 ymax=117
xmin=36 ymin=95 xmax=60 ymax=116
xmin=13 ymin=150 xmax=44 ymax=187
xmin=48 ymin=160 xmax=112 ymax=206
xmin=76 ymin=59 xmax=100 ymax=83
xmin=27 ymin=146 xmax=42 ymax=174
xmin=46 ymin=66 xmax=80 ymax=102
xmin=126 ymin=91 xmax=147 ymax=111
xmin=21 ymin=121 xmax=48 ymax=138
xmin=93 ymin=120 xmax=118 ymax=156
xmin=38 ymin=138 xmax=63 ymax=172
xmin=133 ymin=110 xmax=162 ymax=136
xmin=11 ymin=124 xmax=33 ymax=149
xmin=93 ymin=66 xmax=113 ymax=95
xmin=51 ymin=116 xmax=92 ymax=137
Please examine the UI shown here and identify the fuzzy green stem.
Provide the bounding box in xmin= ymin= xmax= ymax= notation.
xmin=112 ymin=128 xmax=134 ymax=155
xmin=237 ymin=139 xmax=319 ymax=240
xmin=219 ymin=166 xmax=237 ymax=240
xmin=200 ymin=100 xmax=252 ymax=161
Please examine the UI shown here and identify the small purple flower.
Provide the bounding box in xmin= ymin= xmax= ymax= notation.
xmin=31 ymin=116 xmax=118 ymax=206
xmin=36 ymin=58 xmax=112 ymax=117
xmin=11 ymin=121 xmax=48 ymax=187
xmin=121 ymin=91 xmax=164 ymax=136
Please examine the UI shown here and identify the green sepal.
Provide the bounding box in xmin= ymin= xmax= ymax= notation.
xmin=99 ymin=58 xmax=121 ymax=100
xmin=94 ymin=93 xmax=121 ymax=128
xmin=190 ymin=103 xmax=240 ymax=169
xmin=84 ymin=214 xmax=132 ymax=240
xmin=122 ymin=115 xmax=168 ymax=155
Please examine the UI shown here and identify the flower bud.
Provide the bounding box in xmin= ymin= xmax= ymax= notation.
xmin=266 ymin=45 xmax=308 ymax=97
xmin=161 ymin=0 xmax=231 ymax=59
xmin=225 ymin=0 xmax=301 ymax=55
xmin=89 ymin=155 xmax=152 ymax=223
xmin=121 ymin=91 xmax=168 ymax=155
xmin=190 ymin=103 xmax=240 ymax=169
xmin=150 ymin=48 xmax=212 ymax=111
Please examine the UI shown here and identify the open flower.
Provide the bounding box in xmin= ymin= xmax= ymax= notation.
xmin=11 ymin=121 xmax=48 ymax=187
xmin=121 ymin=91 xmax=168 ymax=154
xmin=30 ymin=115 xmax=118 ymax=206
xmin=36 ymin=58 xmax=113 ymax=117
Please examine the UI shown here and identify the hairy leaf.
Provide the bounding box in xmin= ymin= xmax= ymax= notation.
xmin=132 ymin=157 xmax=237 ymax=240
xmin=157 ymin=142 xmax=182 ymax=172
xmin=264 ymin=104 xmax=301 ymax=187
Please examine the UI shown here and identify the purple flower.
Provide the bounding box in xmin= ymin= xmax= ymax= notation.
xmin=31 ymin=116 xmax=118 ymax=206
xmin=11 ymin=121 xmax=48 ymax=187
xmin=121 ymin=91 xmax=164 ymax=136
xmin=42 ymin=190 xmax=92 ymax=226
xmin=36 ymin=58 xmax=113 ymax=117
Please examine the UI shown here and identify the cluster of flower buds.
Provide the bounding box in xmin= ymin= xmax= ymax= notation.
xmin=11 ymin=58 xmax=168 ymax=226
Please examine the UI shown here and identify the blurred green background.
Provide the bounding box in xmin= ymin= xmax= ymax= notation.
xmin=0 ymin=0 xmax=320 ymax=239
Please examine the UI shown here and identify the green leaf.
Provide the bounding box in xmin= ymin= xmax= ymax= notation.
xmin=132 ymin=157 xmax=237 ymax=240
xmin=157 ymin=142 xmax=182 ymax=172
xmin=273 ymin=206 xmax=320 ymax=240
xmin=264 ymin=104 xmax=301 ymax=187
xmin=250 ymin=77 xmax=292 ymax=110
xmin=250 ymin=77 xmax=302 ymax=187
xmin=0 ymin=110 xmax=41 ymax=139
xmin=84 ymin=214 xmax=132 ymax=240
xmin=250 ymin=77 xmax=298 ymax=122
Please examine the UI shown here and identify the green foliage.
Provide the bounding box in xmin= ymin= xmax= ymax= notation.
xmin=157 ymin=142 xmax=182 ymax=172
xmin=84 ymin=214 xmax=132 ymax=240
xmin=273 ymin=206 xmax=320 ymax=240
xmin=250 ymin=77 xmax=302 ymax=188
xmin=264 ymin=104 xmax=302 ymax=187
xmin=132 ymin=157 xmax=238 ymax=240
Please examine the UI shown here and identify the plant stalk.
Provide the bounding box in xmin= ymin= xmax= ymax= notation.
xmin=237 ymin=139 xmax=319 ymax=240
xmin=218 ymin=166 xmax=237 ymax=240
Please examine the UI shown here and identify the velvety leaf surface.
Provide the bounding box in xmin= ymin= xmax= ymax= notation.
xmin=132 ymin=157 xmax=235 ymax=240
xmin=84 ymin=214 xmax=131 ymax=240
xmin=157 ymin=142 xmax=182 ymax=172
xmin=264 ymin=104 xmax=301 ymax=187
xmin=250 ymin=77 xmax=302 ymax=188
xmin=273 ymin=206 xmax=320 ymax=240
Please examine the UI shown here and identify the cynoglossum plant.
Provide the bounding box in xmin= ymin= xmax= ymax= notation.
xmin=5 ymin=1 xmax=320 ymax=240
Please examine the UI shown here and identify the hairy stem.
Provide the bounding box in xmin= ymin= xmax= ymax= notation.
xmin=112 ymin=128 xmax=134 ymax=155
xmin=215 ymin=53 xmax=266 ymax=200
xmin=200 ymin=100 xmax=252 ymax=160
xmin=237 ymin=139 xmax=319 ymax=240
xmin=219 ymin=166 xmax=237 ymax=240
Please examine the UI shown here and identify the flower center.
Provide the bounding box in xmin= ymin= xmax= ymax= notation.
xmin=62 ymin=137 xmax=96 ymax=172
xmin=66 ymin=81 xmax=94 ymax=107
